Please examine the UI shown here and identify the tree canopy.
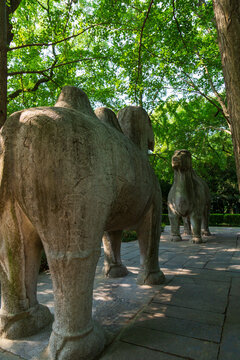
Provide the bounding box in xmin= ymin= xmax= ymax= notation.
xmin=1 ymin=0 xmax=239 ymax=212
xmin=8 ymin=0 xmax=226 ymax=114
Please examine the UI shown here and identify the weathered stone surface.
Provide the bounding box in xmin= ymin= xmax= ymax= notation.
xmin=168 ymin=150 xmax=211 ymax=243
xmin=0 ymin=86 xmax=164 ymax=360
xmin=117 ymin=106 xmax=154 ymax=153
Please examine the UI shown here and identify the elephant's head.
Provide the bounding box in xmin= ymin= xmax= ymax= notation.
xmin=94 ymin=107 xmax=123 ymax=133
xmin=55 ymin=86 xmax=95 ymax=116
xmin=117 ymin=106 xmax=154 ymax=153
xmin=172 ymin=149 xmax=192 ymax=171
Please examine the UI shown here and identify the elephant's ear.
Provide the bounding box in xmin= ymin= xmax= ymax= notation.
xmin=95 ymin=107 xmax=123 ymax=133
xmin=147 ymin=118 xmax=155 ymax=151
xmin=117 ymin=106 xmax=155 ymax=153
xmin=55 ymin=86 xmax=95 ymax=116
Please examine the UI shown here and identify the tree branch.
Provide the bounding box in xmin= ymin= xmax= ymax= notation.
xmin=63 ymin=0 xmax=73 ymax=35
xmin=171 ymin=0 xmax=230 ymax=125
xmin=8 ymin=23 xmax=107 ymax=51
xmin=8 ymin=59 xmax=57 ymax=100
xmin=7 ymin=0 xmax=22 ymax=14
xmin=172 ymin=0 xmax=188 ymax=51
xmin=8 ymin=76 xmax=50 ymax=101
xmin=199 ymin=125 xmax=231 ymax=135
xmin=135 ymin=0 xmax=154 ymax=105
xmin=8 ymin=57 xmax=106 ymax=76
xmin=34 ymin=0 xmax=48 ymax=12
xmin=201 ymin=59 xmax=229 ymax=118
xmin=181 ymin=69 xmax=228 ymax=117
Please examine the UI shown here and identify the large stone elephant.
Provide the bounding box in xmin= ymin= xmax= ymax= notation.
xmin=168 ymin=149 xmax=211 ymax=244
xmin=0 ymin=86 xmax=164 ymax=360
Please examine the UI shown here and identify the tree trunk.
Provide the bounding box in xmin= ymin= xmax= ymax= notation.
xmin=213 ymin=0 xmax=240 ymax=191
xmin=0 ymin=0 xmax=8 ymax=127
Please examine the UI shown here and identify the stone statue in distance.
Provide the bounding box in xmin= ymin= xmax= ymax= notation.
xmin=168 ymin=149 xmax=211 ymax=243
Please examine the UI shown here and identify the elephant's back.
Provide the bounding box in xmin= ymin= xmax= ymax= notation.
xmin=0 ymin=106 xmax=157 ymax=225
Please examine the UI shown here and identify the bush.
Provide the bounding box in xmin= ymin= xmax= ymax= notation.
xmin=122 ymin=230 xmax=137 ymax=242
xmin=162 ymin=214 xmax=240 ymax=227
xmin=39 ymin=251 xmax=49 ymax=272
xmin=209 ymin=214 xmax=240 ymax=227
xmin=162 ymin=214 xmax=170 ymax=225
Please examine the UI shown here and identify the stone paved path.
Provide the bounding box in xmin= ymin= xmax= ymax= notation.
xmin=0 ymin=226 xmax=240 ymax=359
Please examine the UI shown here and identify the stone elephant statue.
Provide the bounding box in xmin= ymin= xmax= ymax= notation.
xmin=94 ymin=105 xmax=156 ymax=278
xmin=168 ymin=149 xmax=211 ymax=244
xmin=0 ymin=86 xmax=164 ymax=360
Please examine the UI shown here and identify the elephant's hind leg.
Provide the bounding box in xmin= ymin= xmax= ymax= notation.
xmin=0 ymin=200 xmax=52 ymax=339
xmin=137 ymin=203 xmax=165 ymax=285
xmin=103 ymin=230 xmax=128 ymax=278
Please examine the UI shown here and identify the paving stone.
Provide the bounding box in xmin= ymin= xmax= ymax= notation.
xmin=2 ymin=226 xmax=240 ymax=360
xmin=121 ymin=326 xmax=219 ymax=360
xmin=219 ymin=322 xmax=240 ymax=360
xmin=183 ymin=258 xmax=209 ymax=269
xmin=0 ymin=350 xmax=24 ymax=360
xmin=135 ymin=311 xmax=222 ymax=342
xmin=152 ymin=283 xmax=229 ymax=313
xmin=225 ymin=295 xmax=240 ymax=323
xmin=158 ymin=252 xmax=177 ymax=264
xmin=227 ymin=263 xmax=240 ymax=272
xmin=169 ymin=274 xmax=230 ymax=290
xmin=215 ymin=295 xmax=240 ymax=360
xmin=214 ymin=253 xmax=234 ymax=261
xmin=177 ymin=268 xmax=233 ymax=283
xmin=205 ymin=261 xmax=229 ymax=271
xmin=121 ymin=249 xmax=140 ymax=260
xmin=230 ymin=278 xmax=240 ymax=296
xmin=163 ymin=255 xmax=190 ymax=268
xmin=232 ymin=250 xmax=240 ymax=259
xmin=144 ymin=303 xmax=224 ymax=326
xmin=100 ymin=341 xmax=184 ymax=360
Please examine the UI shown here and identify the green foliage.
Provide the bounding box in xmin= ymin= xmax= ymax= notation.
xmin=149 ymin=96 xmax=239 ymax=213
xmin=5 ymin=0 xmax=238 ymax=214
xmin=162 ymin=214 xmax=170 ymax=225
xmin=209 ymin=214 xmax=240 ymax=227
xmin=162 ymin=214 xmax=240 ymax=227
xmin=7 ymin=0 xmax=223 ymax=114
xmin=121 ymin=230 xmax=137 ymax=242
xmin=39 ymin=251 xmax=48 ymax=272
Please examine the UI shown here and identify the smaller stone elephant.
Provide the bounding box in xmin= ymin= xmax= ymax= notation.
xmin=168 ymin=149 xmax=211 ymax=244
xmin=94 ymin=105 xmax=157 ymax=278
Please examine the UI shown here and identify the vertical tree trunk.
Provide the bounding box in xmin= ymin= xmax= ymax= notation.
xmin=213 ymin=0 xmax=240 ymax=191
xmin=0 ymin=0 xmax=8 ymax=127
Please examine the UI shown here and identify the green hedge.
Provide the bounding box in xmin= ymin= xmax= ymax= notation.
xmin=122 ymin=230 xmax=137 ymax=242
xmin=162 ymin=214 xmax=240 ymax=227
xmin=209 ymin=214 xmax=240 ymax=227
xmin=162 ymin=214 xmax=170 ymax=225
